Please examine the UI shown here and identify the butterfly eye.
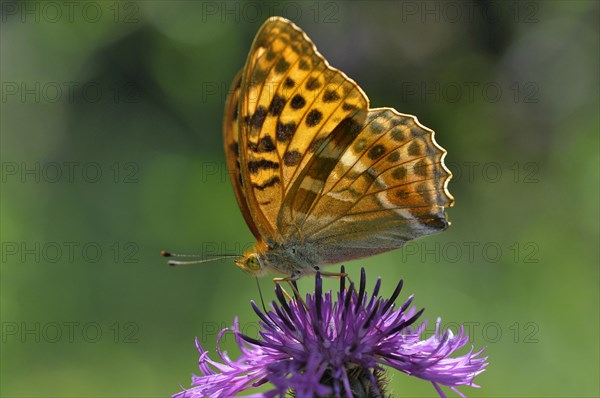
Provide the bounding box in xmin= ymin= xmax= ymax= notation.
xmin=247 ymin=255 xmax=262 ymax=271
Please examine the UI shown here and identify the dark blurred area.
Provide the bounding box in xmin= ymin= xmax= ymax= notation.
xmin=1 ymin=1 xmax=598 ymax=397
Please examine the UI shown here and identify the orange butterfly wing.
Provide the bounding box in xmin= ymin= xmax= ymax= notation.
xmin=235 ymin=17 xmax=369 ymax=242
xmin=281 ymin=108 xmax=454 ymax=263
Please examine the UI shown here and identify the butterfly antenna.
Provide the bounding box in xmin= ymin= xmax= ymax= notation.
xmin=161 ymin=250 xmax=241 ymax=266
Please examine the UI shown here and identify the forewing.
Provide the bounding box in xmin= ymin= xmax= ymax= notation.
xmin=237 ymin=17 xmax=369 ymax=240
xmin=282 ymin=108 xmax=454 ymax=263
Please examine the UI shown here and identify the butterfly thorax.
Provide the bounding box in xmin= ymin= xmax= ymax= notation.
xmin=235 ymin=239 xmax=320 ymax=278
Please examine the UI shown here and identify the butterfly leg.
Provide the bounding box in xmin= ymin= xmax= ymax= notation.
xmin=273 ymin=274 xmax=308 ymax=310
xmin=318 ymin=269 xmax=354 ymax=287
xmin=318 ymin=266 xmax=357 ymax=301
xmin=272 ymin=277 xmax=295 ymax=301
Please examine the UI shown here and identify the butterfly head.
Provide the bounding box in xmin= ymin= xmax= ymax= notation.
xmin=234 ymin=241 xmax=268 ymax=276
xmin=235 ymin=253 xmax=263 ymax=275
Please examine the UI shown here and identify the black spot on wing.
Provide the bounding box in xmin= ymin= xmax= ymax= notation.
xmin=299 ymin=59 xmax=310 ymax=70
xmin=291 ymin=95 xmax=306 ymax=109
xmin=284 ymin=77 xmax=295 ymax=88
xmin=388 ymin=118 xmax=403 ymax=127
xmin=306 ymin=109 xmax=323 ymax=127
xmin=368 ymin=144 xmax=385 ymax=160
xmin=275 ymin=58 xmax=290 ymax=74
xmin=408 ymin=141 xmax=422 ymax=156
xmin=248 ymin=159 xmax=279 ymax=174
xmin=413 ymin=159 xmax=428 ymax=176
xmin=259 ymin=136 xmax=276 ymax=152
xmin=253 ymin=176 xmax=281 ymax=191
xmin=342 ymin=102 xmax=356 ymax=111
xmin=391 ymin=128 xmax=405 ymax=142
xmin=284 ymin=150 xmax=302 ymax=166
xmin=251 ymin=106 xmax=267 ymax=129
xmin=323 ymin=90 xmax=340 ymax=102
xmin=276 ymin=121 xmax=296 ymax=142
xmin=305 ymin=76 xmax=321 ymax=91
xmin=248 ymin=136 xmax=276 ymax=153
xmin=392 ymin=166 xmax=407 ymax=180
xmin=370 ymin=122 xmax=385 ymax=134
xmin=268 ymin=95 xmax=286 ymax=116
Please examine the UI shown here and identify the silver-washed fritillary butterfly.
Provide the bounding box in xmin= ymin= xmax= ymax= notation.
xmin=220 ymin=17 xmax=453 ymax=278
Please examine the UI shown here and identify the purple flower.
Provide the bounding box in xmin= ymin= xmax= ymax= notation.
xmin=173 ymin=267 xmax=487 ymax=398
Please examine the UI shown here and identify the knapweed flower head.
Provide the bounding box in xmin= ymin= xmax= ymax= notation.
xmin=174 ymin=267 xmax=487 ymax=398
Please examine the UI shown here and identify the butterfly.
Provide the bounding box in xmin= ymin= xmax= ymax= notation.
xmin=219 ymin=17 xmax=453 ymax=279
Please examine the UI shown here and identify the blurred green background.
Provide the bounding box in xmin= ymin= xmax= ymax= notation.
xmin=1 ymin=1 xmax=598 ymax=397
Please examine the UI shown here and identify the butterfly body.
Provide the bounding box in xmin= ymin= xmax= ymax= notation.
xmin=226 ymin=17 xmax=454 ymax=278
xmin=239 ymin=239 xmax=319 ymax=278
